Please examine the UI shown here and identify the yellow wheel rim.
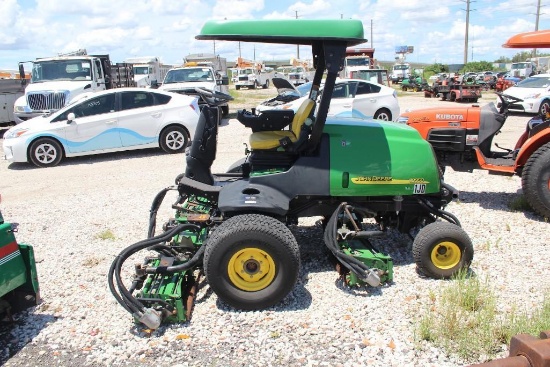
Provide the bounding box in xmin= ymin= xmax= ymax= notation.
xmin=430 ymin=241 xmax=461 ymax=269
xmin=227 ymin=247 xmax=276 ymax=292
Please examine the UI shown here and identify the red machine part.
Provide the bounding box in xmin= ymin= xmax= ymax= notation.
xmin=469 ymin=331 xmax=550 ymax=367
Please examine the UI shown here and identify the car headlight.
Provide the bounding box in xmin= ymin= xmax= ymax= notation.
xmin=397 ymin=116 xmax=409 ymax=124
xmin=4 ymin=127 xmax=29 ymax=139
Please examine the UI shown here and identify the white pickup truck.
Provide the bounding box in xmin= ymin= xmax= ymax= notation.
xmin=235 ymin=67 xmax=274 ymax=90
xmin=159 ymin=54 xmax=230 ymax=116
xmin=126 ymin=56 xmax=172 ymax=88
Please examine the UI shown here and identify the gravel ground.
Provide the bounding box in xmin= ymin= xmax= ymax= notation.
xmin=1 ymin=89 xmax=548 ymax=367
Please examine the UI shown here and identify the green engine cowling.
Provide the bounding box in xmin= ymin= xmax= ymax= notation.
xmin=325 ymin=119 xmax=440 ymax=197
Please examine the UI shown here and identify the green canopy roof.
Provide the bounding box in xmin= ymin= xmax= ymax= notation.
xmin=196 ymin=19 xmax=366 ymax=46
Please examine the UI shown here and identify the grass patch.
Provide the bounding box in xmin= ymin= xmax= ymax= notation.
xmin=417 ymin=270 xmax=550 ymax=363
xmin=96 ymin=229 xmax=116 ymax=241
xmin=508 ymin=195 xmax=532 ymax=212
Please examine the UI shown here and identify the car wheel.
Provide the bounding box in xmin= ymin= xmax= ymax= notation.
xmin=221 ymin=105 xmax=229 ymax=117
xmin=539 ymin=100 xmax=550 ymax=116
xmin=374 ymin=109 xmax=392 ymax=121
xmin=521 ymin=142 xmax=550 ymax=218
xmin=204 ymin=214 xmax=300 ymax=310
xmin=412 ymin=222 xmax=473 ymax=279
xmin=159 ymin=125 xmax=188 ymax=153
xmin=402 ymin=86 xmax=407 ymax=92
xmin=263 ymin=79 xmax=269 ymax=89
xmin=235 ymin=85 xmax=241 ymax=90
xmin=29 ymin=138 xmax=63 ymax=168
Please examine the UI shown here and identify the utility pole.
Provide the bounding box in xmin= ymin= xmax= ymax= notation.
xmin=295 ymin=11 xmax=300 ymax=59
xmin=370 ymin=19 xmax=373 ymax=49
xmin=462 ymin=0 xmax=471 ymax=65
xmin=533 ymin=0 xmax=542 ymax=61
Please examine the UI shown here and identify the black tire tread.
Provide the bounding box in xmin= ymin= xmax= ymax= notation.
xmin=412 ymin=222 xmax=473 ymax=279
xmin=29 ymin=137 xmax=63 ymax=168
xmin=159 ymin=125 xmax=188 ymax=154
xmin=203 ymin=214 xmax=300 ymax=310
xmin=521 ymin=142 xmax=550 ymax=218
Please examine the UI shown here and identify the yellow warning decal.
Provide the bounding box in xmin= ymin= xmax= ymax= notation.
xmin=351 ymin=177 xmax=429 ymax=185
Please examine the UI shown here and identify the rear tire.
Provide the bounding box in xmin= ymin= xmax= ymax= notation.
xmin=413 ymin=222 xmax=473 ymax=279
xmin=374 ymin=109 xmax=392 ymax=121
xmin=29 ymin=138 xmax=63 ymax=167
xmin=159 ymin=125 xmax=188 ymax=153
xmin=263 ymin=79 xmax=269 ymax=89
xmin=521 ymin=142 xmax=550 ymax=218
xmin=204 ymin=214 xmax=300 ymax=310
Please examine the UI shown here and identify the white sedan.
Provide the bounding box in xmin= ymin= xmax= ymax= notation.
xmin=499 ymin=74 xmax=550 ymax=114
xmin=3 ymin=88 xmax=199 ymax=167
xmin=257 ymin=78 xmax=400 ymax=121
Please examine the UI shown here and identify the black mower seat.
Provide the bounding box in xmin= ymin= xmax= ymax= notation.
xmin=249 ymin=99 xmax=315 ymax=150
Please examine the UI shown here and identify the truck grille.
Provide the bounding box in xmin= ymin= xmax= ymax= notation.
xmin=27 ymin=91 xmax=68 ymax=111
xmin=238 ymin=76 xmax=248 ymax=81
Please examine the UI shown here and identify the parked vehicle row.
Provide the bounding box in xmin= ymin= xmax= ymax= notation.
xmin=257 ymin=77 xmax=400 ymax=121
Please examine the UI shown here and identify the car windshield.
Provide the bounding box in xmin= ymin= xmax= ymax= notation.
xmin=346 ymin=57 xmax=370 ymax=66
xmin=511 ymin=63 xmax=531 ymax=69
xmin=163 ymin=68 xmax=213 ymax=83
xmin=393 ymin=65 xmax=409 ymax=70
xmin=134 ymin=66 xmax=150 ymax=75
xmin=516 ymin=76 xmax=550 ymax=88
xmin=31 ymin=59 xmax=92 ymax=82
xmin=238 ymin=69 xmax=254 ymax=75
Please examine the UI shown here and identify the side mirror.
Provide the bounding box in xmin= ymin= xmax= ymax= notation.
xmin=67 ymin=112 xmax=76 ymax=123
xmin=217 ymin=76 xmax=229 ymax=86
xmin=18 ymin=63 xmax=27 ymax=86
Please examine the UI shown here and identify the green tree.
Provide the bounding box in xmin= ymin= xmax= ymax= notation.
xmin=424 ymin=63 xmax=449 ymax=74
xmin=512 ymin=51 xmax=534 ymax=62
xmin=494 ymin=56 xmax=511 ymax=63
xmin=460 ymin=61 xmax=494 ymax=73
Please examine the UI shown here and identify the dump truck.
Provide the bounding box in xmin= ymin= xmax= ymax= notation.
xmin=14 ymin=49 xmax=135 ymax=124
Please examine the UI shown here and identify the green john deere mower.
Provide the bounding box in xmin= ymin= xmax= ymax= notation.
xmin=0 ymin=195 xmax=40 ymax=321
xmin=109 ymin=19 xmax=473 ymax=330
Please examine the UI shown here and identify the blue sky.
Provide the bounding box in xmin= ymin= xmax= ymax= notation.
xmin=1 ymin=0 xmax=549 ymax=70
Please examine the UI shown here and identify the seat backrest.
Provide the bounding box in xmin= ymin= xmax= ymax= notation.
xmin=291 ymin=99 xmax=315 ymax=137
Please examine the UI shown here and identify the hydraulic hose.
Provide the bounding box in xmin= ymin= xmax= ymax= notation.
xmin=147 ymin=186 xmax=177 ymax=238
xmin=108 ymin=223 xmax=201 ymax=316
xmin=323 ymin=203 xmax=380 ymax=286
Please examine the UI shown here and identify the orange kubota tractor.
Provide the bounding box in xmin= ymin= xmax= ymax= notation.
xmin=398 ymin=29 xmax=550 ymax=219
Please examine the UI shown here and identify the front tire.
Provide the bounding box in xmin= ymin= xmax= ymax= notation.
xmin=204 ymin=214 xmax=300 ymax=310
xmin=521 ymin=142 xmax=550 ymax=218
xmin=29 ymin=138 xmax=63 ymax=167
xmin=159 ymin=125 xmax=188 ymax=153
xmin=539 ymin=99 xmax=550 ymax=116
xmin=412 ymin=222 xmax=473 ymax=279
xmin=262 ymin=79 xmax=269 ymax=89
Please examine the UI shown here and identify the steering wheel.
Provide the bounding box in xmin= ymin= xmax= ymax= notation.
xmin=194 ymin=87 xmax=233 ymax=105
xmin=495 ymin=92 xmax=523 ymax=114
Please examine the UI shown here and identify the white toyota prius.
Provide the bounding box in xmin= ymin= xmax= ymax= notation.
xmin=3 ymin=88 xmax=200 ymax=167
